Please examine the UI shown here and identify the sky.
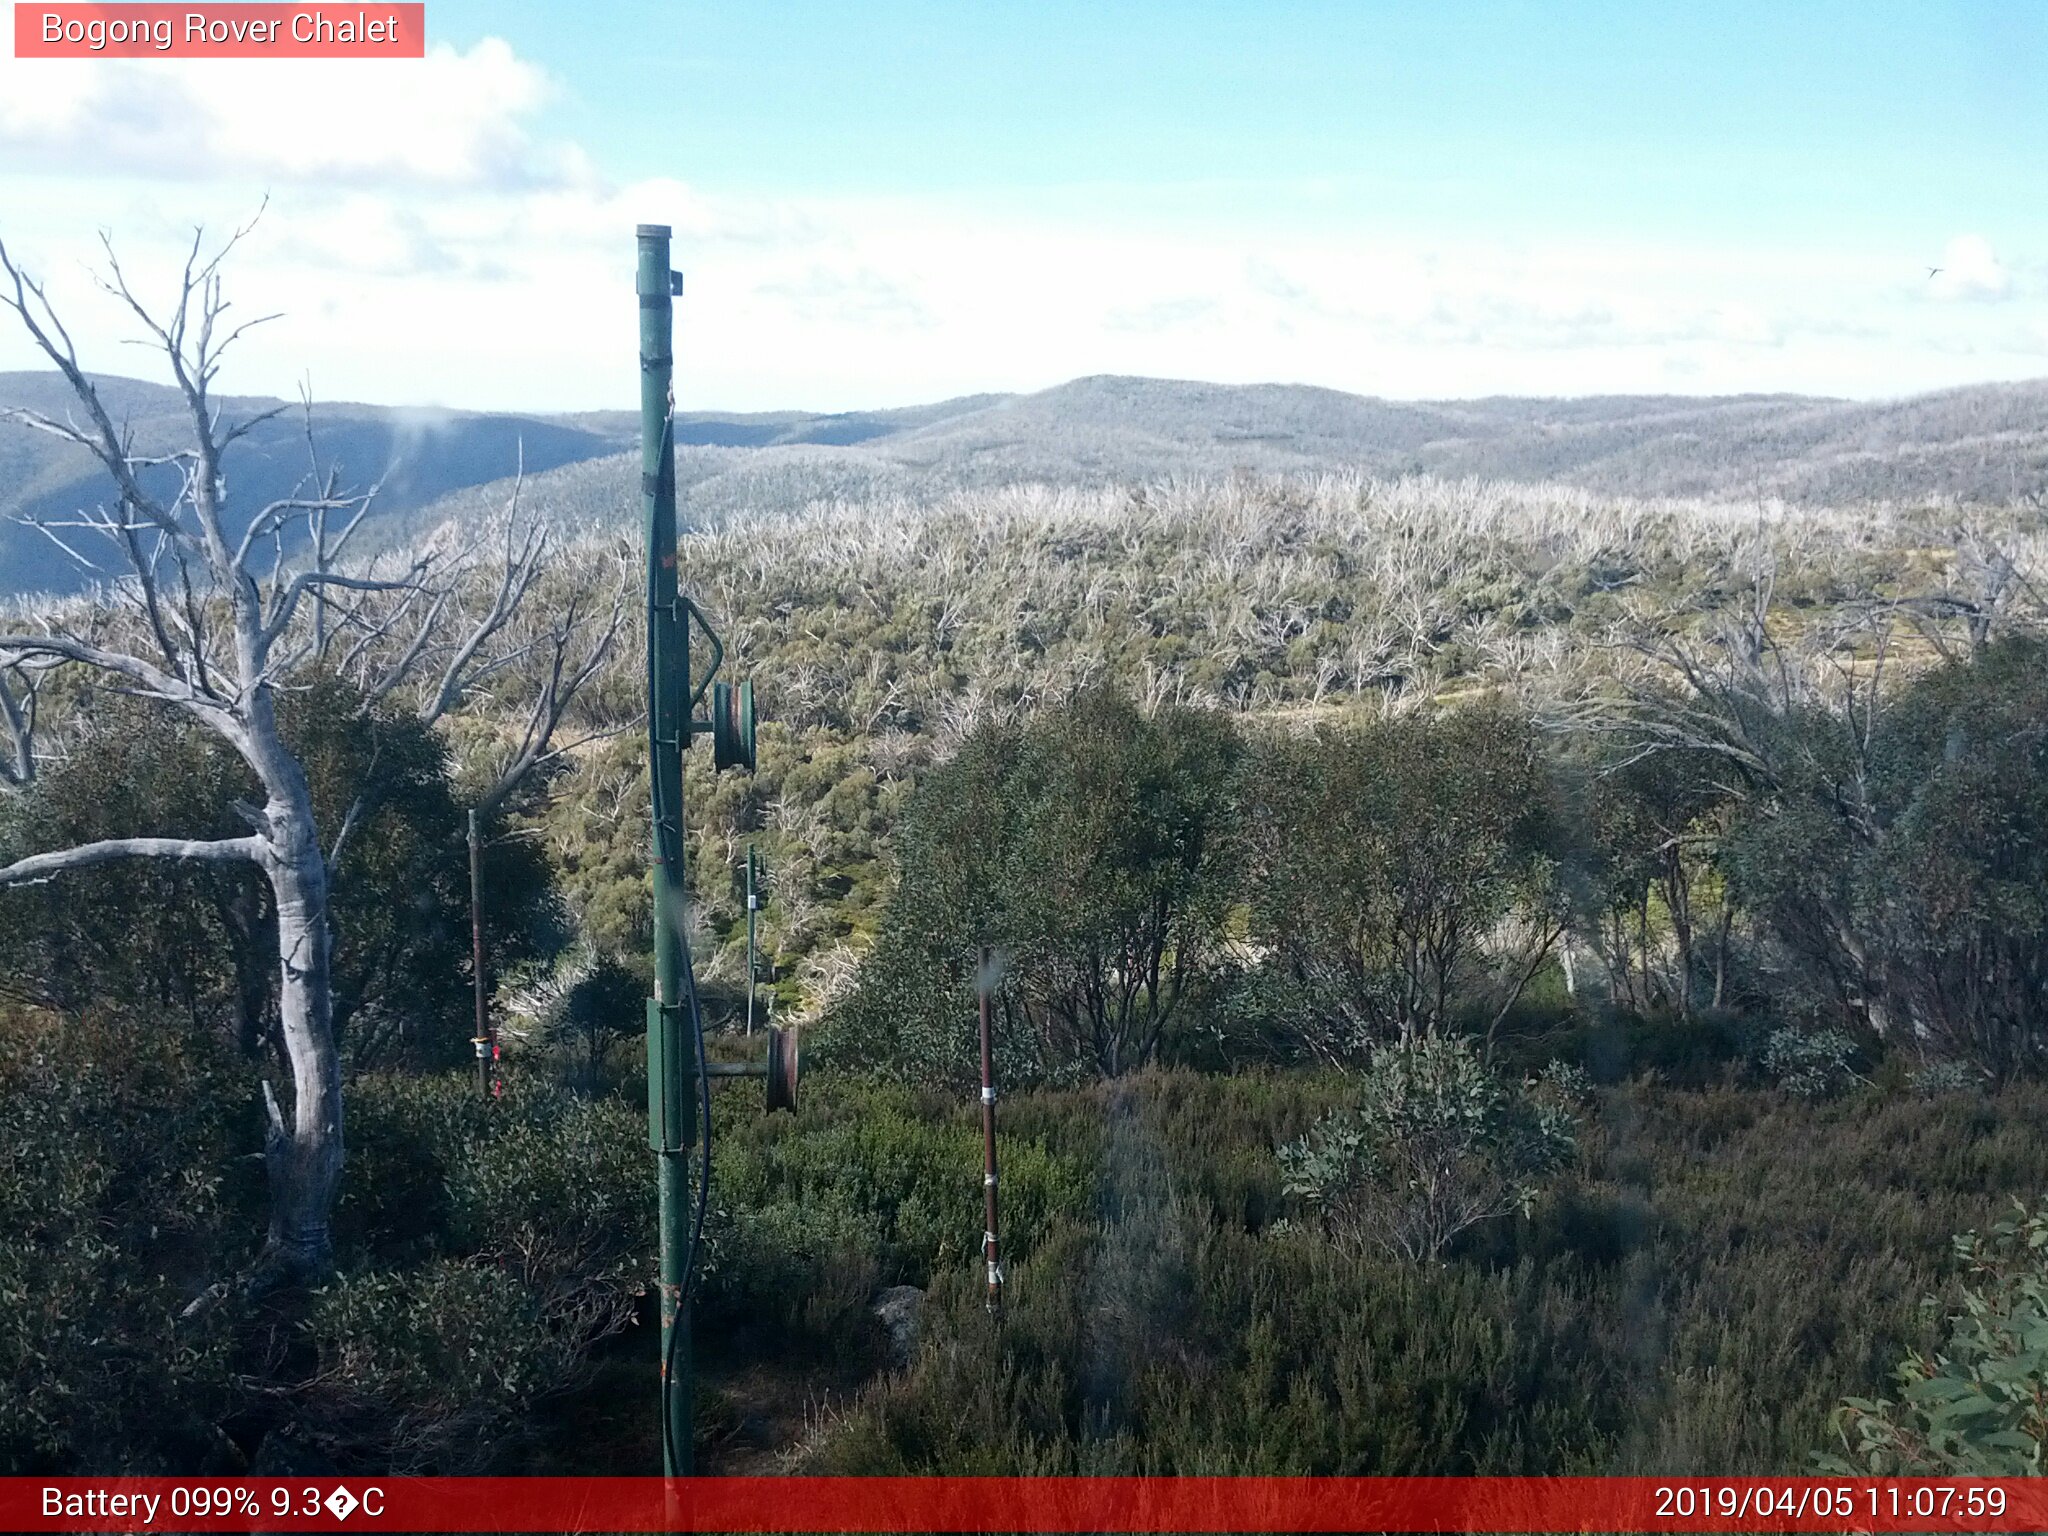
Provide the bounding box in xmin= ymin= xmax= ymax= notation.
xmin=2 ymin=1 xmax=2046 ymax=412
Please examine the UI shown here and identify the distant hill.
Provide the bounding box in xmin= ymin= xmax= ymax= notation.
xmin=6 ymin=371 xmax=2048 ymax=596
xmin=856 ymin=375 xmax=2048 ymax=503
xmin=0 ymin=375 xmax=1027 ymax=596
xmin=387 ymin=375 xmax=2048 ymax=553
xmin=0 ymin=374 xmax=640 ymax=599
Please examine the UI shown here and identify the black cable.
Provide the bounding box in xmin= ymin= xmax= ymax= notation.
xmin=659 ymin=937 xmax=714 ymax=1475
xmin=652 ymin=900 xmax=716 ymax=1474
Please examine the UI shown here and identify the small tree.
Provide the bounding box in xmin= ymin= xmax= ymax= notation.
xmin=840 ymin=688 xmax=1239 ymax=1083
xmin=499 ymin=945 xmax=644 ymax=1091
xmin=1580 ymin=735 xmax=1739 ymax=1019
xmin=1277 ymin=1034 xmax=1579 ymax=1262
xmin=0 ymin=680 xmax=561 ymax=1070
xmin=1857 ymin=635 xmax=2048 ymax=1077
xmin=0 ymin=225 xmax=621 ymax=1282
xmin=1004 ymin=687 xmax=1241 ymax=1076
xmin=1242 ymin=704 xmax=1569 ymax=1059
xmin=1576 ymin=555 xmax=2048 ymax=1077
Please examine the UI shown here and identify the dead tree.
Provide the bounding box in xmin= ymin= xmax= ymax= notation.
xmin=0 ymin=223 xmax=620 ymax=1285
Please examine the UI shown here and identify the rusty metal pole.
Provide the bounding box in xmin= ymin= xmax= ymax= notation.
xmin=978 ymin=947 xmax=1003 ymax=1314
xmin=468 ymin=807 xmax=489 ymax=1100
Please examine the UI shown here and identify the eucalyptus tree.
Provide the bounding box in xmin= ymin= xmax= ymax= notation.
xmin=1240 ymin=704 xmax=1570 ymax=1055
xmin=842 ymin=687 xmax=1240 ymax=1084
xmin=0 ymin=225 xmax=622 ymax=1283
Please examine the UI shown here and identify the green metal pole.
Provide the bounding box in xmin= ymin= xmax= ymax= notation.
xmin=745 ymin=846 xmax=757 ymax=1039
xmin=638 ymin=223 xmax=695 ymax=1476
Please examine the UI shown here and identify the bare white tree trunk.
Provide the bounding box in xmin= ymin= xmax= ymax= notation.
xmin=0 ymin=221 xmax=622 ymax=1285
xmin=258 ymin=764 xmax=343 ymax=1276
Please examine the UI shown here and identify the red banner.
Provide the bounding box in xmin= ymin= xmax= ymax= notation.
xmin=14 ymin=4 xmax=425 ymax=58
xmin=3 ymin=1476 xmax=2043 ymax=1532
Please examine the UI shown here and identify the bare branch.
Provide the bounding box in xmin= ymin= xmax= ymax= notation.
xmin=19 ymin=513 xmax=108 ymax=574
xmin=0 ymin=834 xmax=261 ymax=888
xmin=472 ymin=583 xmax=626 ymax=819
xmin=235 ymin=489 xmax=362 ymax=573
xmin=349 ymin=584 xmax=448 ymax=704
xmin=421 ymin=497 xmax=546 ymax=726
xmin=262 ymin=562 xmax=425 ymax=656
xmin=0 ymin=628 xmax=192 ymax=705
xmin=0 ymin=244 xmax=181 ymax=531
xmin=325 ymin=740 xmax=383 ymax=878
xmin=0 ymin=661 xmax=41 ymax=789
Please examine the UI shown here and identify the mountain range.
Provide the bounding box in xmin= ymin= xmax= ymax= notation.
xmin=4 ymin=371 xmax=2046 ymax=597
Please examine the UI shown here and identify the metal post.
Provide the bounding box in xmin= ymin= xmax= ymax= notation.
xmin=978 ymin=948 xmax=1003 ymax=1314
xmin=639 ymin=223 xmax=696 ymax=1477
xmin=468 ymin=808 xmax=489 ymax=1100
xmin=745 ymin=846 xmax=758 ymax=1038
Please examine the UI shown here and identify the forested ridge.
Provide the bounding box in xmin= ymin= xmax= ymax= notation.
xmin=13 ymin=366 xmax=2048 ymax=599
xmin=6 ymin=414 xmax=2048 ymax=1472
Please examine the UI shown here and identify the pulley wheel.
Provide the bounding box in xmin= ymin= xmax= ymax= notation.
xmin=712 ymin=678 xmax=756 ymax=772
xmin=764 ymin=1023 xmax=799 ymax=1113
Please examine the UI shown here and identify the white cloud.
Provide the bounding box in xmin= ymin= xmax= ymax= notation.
xmin=1928 ymin=234 xmax=2011 ymax=303
xmin=1106 ymin=296 xmax=1222 ymax=334
xmin=1712 ymin=302 xmax=1782 ymax=347
xmin=756 ymin=267 xmax=937 ymax=329
xmin=0 ymin=40 xmax=580 ymax=189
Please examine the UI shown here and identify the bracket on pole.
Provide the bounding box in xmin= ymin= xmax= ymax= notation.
xmin=646 ymin=998 xmax=697 ymax=1154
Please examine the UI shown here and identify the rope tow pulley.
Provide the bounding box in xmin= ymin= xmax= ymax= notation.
xmin=766 ymin=1022 xmax=799 ymax=1112
xmin=712 ymin=678 xmax=755 ymax=773
xmin=701 ymin=1023 xmax=801 ymax=1114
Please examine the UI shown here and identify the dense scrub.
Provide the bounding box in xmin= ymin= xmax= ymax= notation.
xmin=828 ymin=634 xmax=2048 ymax=1087
xmin=0 ymin=678 xmax=560 ymax=1071
xmin=5 ymin=964 xmax=2047 ymax=1473
xmin=0 ymin=1018 xmax=654 ymax=1474
xmin=802 ymin=1070 xmax=2048 ymax=1476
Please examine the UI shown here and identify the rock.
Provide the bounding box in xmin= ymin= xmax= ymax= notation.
xmin=871 ymin=1284 xmax=924 ymax=1368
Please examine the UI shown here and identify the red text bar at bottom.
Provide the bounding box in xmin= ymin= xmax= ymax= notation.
xmin=7 ymin=1476 xmax=2042 ymax=1533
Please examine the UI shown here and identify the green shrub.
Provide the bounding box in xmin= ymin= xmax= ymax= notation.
xmin=1910 ymin=1059 xmax=1988 ymax=1098
xmin=1278 ymin=1035 xmax=1577 ymax=1261
xmin=806 ymin=1072 xmax=2048 ymax=1476
xmin=1824 ymin=1198 xmax=2048 ymax=1475
xmin=834 ymin=689 xmax=1240 ymax=1085
xmin=294 ymin=1262 xmax=568 ymax=1472
xmin=1542 ymin=1008 xmax=1753 ymax=1087
xmin=1240 ymin=706 xmax=1571 ymax=1053
xmin=0 ymin=1006 xmax=257 ymax=1472
xmin=447 ymin=1096 xmax=651 ymax=1335
xmin=330 ymin=1073 xmax=492 ymax=1264
xmin=284 ymin=1076 xmax=652 ymax=1472
xmin=698 ymin=1076 xmax=1096 ymax=1351
xmin=1763 ymin=1027 xmax=1865 ymax=1101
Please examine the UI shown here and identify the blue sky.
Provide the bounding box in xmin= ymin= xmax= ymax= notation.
xmin=439 ymin=0 xmax=2048 ymax=244
xmin=2 ymin=2 xmax=2045 ymax=409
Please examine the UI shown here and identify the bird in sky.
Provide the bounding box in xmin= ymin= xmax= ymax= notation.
xmin=1927 ymin=266 xmax=1944 ymax=279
